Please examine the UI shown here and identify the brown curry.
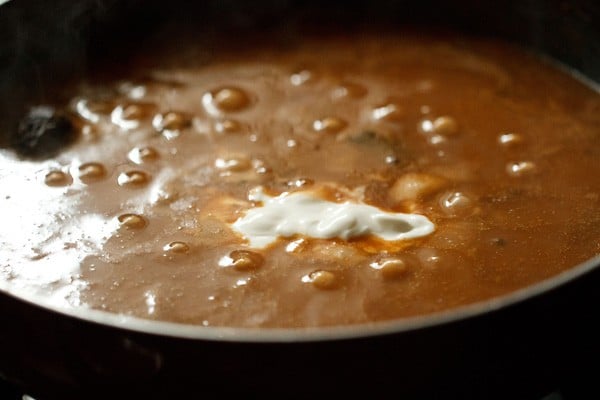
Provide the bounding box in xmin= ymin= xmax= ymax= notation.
xmin=0 ymin=32 xmax=598 ymax=328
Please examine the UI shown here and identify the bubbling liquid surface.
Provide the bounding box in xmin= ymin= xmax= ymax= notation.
xmin=0 ymin=33 xmax=599 ymax=328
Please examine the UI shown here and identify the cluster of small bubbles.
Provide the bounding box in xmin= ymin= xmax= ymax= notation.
xmin=163 ymin=241 xmax=190 ymax=254
xmin=214 ymin=155 xmax=252 ymax=173
xmin=219 ymin=250 xmax=264 ymax=271
xmin=128 ymin=146 xmax=159 ymax=164
xmin=77 ymin=162 xmax=106 ymax=183
xmin=290 ymin=70 xmax=313 ymax=86
xmin=372 ymin=102 xmax=403 ymax=122
xmin=506 ymin=161 xmax=536 ymax=177
xmin=44 ymin=170 xmax=72 ymax=187
xmin=117 ymin=170 xmax=151 ymax=187
xmin=206 ymin=87 xmax=250 ymax=112
xmin=214 ymin=119 xmax=242 ymax=134
xmin=498 ymin=132 xmax=523 ymax=146
xmin=331 ymin=81 xmax=367 ymax=100
xmin=370 ymin=257 xmax=411 ymax=280
xmin=439 ymin=191 xmax=473 ymax=216
xmin=301 ymin=270 xmax=338 ymax=290
xmin=117 ymin=213 xmax=147 ymax=230
xmin=312 ymin=117 xmax=347 ymax=134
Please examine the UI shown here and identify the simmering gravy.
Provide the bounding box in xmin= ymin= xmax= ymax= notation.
xmin=1 ymin=33 xmax=599 ymax=328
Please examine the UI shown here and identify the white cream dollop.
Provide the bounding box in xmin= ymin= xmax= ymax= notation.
xmin=231 ymin=187 xmax=435 ymax=248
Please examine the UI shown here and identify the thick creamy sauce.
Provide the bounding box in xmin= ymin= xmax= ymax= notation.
xmin=231 ymin=186 xmax=435 ymax=248
xmin=0 ymin=33 xmax=599 ymax=328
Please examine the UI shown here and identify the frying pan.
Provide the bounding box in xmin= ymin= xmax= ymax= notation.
xmin=1 ymin=0 xmax=599 ymax=399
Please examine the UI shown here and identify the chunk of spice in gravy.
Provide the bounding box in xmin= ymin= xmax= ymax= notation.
xmin=0 ymin=33 xmax=599 ymax=328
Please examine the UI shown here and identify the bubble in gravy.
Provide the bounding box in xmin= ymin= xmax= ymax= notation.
xmin=215 ymin=155 xmax=252 ymax=173
xmin=77 ymin=162 xmax=106 ymax=183
xmin=44 ymin=170 xmax=72 ymax=187
xmin=432 ymin=116 xmax=459 ymax=136
xmin=214 ymin=119 xmax=243 ymax=134
xmin=312 ymin=117 xmax=347 ymax=134
xmin=370 ymin=256 xmax=411 ymax=280
xmin=163 ymin=241 xmax=190 ymax=254
xmin=372 ymin=102 xmax=404 ymax=122
xmin=111 ymin=102 xmax=157 ymax=130
xmin=128 ymin=146 xmax=159 ymax=164
xmin=203 ymin=87 xmax=251 ymax=114
xmin=331 ymin=81 xmax=368 ymax=100
xmin=439 ymin=191 xmax=473 ymax=216
xmin=117 ymin=213 xmax=147 ymax=230
xmin=218 ymin=250 xmax=264 ymax=271
xmin=302 ymin=270 xmax=338 ymax=290
xmin=506 ymin=161 xmax=537 ymax=177
xmin=152 ymin=111 xmax=191 ymax=139
xmin=117 ymin=170 xmax=151 ymax=187
xmin=75 ymin=99 xmax=113 ymax=123
xmin=498 ymin=132 xmax=524 ymax=146
xmin=290 ymin=70 xmax=313 ymax=86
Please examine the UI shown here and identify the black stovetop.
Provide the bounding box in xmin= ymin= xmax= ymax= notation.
xmin=1 ymin=377 xmax=598 ymax=400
